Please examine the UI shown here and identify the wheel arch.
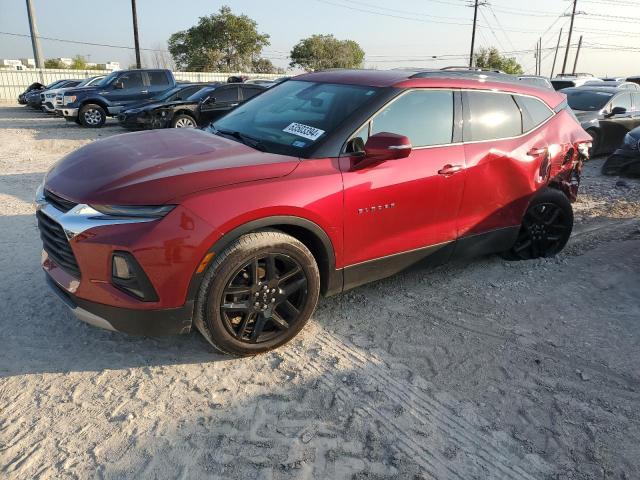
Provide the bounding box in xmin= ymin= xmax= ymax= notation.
xmin=186 ymin=216 xmax=342 ymax=305
xmin=79 ymin=98 xmax=109 ymax=112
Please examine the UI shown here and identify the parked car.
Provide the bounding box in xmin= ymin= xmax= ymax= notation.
xmin=626 ymin=76 xmax=640 ymax=86
xmin=59 ymin=69 xmax=177 ymax=127
xmin=581 ymin=80 xmax=640 ymax=91
xmin=562 ymin=86 xmax=640 ymax=155
xmin=601 ymin=126 xmax=640 ymax=177
xmin=49 ymin=76 xmax=105 ymax=114
xmin=18 ymin=82 xmax=45 ymax=104
xmin=41 ymin=79 xmax=84 ymax=113
xmin=35 ymin=69 xmax=591 ymax=356
xmin=25 ymin=79 xmax=79 ymax=109
xmin=116 ymin=83 xmax=210 ymax=129
xmin=551 ymin=73 xmax=595 ymax=90
xmin=119 ymin=83 xmax=266 ymax=129
xmin=517 ymin=75 xmax=553 ymax=89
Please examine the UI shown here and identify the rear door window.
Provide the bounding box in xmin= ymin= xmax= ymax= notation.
xmin=516 ymin=95 xmax=553 ymax=132
xmin=465 ymin=91 xmax=522 ymax=141
xmin=148 ymin=71 xmax=170 ymax=87
xmin=369 ymin=89 xmax=454 ymax=147
xmin=214 ymin=86 xmax=240 ymax=103
xmin=240 ymin=86 xmax=265 ymax=101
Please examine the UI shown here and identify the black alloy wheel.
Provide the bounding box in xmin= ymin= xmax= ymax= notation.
xmin=194 ymin=230 xmax=320 ymax=356
xmin=220 ymin=253 xmax=308 ymax=344
xmin=505 ymin=188 xmax=573 ymax=260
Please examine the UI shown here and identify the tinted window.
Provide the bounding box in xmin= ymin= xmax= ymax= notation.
xmin=187 ymin=87 xmax=216 ymax=102
xmin=148 ymin=71 xmax=169 ymax=86
xmin=551 ymin=80 xmax=575 ymax=90
xmin=370 ymin=90 xmax=453 ymax=147
xmin=211 ymin=80 xmax=382 ymax=157
xmin=466 ymin=91 xmax=522 ymax=141
xmin=213 ymin=87 xmax=239 ymax=103
xmin=241 ymin=86 xmax=265 ymax=100
xmin=611 ymin=93 xmax=632 ymax=111
xmin=118 ymin=72 xmax=143 ymax=89
xmin=565 ymin=90 xmax=613 ymax=111
xmin=169 ymin=85 xmax=202 ymax=101
xmin=517 ymin=96 xmax=553 ymax=132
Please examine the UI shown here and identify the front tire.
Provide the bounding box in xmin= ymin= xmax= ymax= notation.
xmin=504 ymin=188 xmax=573 ymax=260
xmin=194 ymin=231 xmax=320 ymax=356
xmin=79 ymin=104 xmax=106 ymax=128
xmin=171 ymin=114 xmax=197 ymax=128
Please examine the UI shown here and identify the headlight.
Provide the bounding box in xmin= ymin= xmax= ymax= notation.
xmin=63 ymin=95 xmax=77 ymax=105
xmin=89 ymin=204 xmax=175 ymax=219
xmin=623 ymin=133 xmax=639 ymax=150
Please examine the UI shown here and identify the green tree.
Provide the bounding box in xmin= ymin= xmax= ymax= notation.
xmin=44 ymin=58 xmax=66 ymax=69
xmin=474 ymin=47 xmax=523 ymax=75
xmin=251 ymin=58 xmax=284 ymax=74
xmin=69 ymin=55 xmax=88 ymax=70
xmin=168 ymin=6 xmax=270 ymax=72
xmin=289 ymin=35 xmax=365 ymax=71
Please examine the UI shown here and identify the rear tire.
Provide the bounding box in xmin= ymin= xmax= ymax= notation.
xmin=79 ymin=103 xmax=106 ymax=128
xmin=194 ymin=230 xmax=320 ymax=356
xmin=504 ymin=188 xmax=573 ymax=260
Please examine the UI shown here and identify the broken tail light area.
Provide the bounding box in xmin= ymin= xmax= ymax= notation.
xmin=112 ymin=251 xmax=159 ymax=302
xmin=577 ymin=141 xmax=592 ymax=161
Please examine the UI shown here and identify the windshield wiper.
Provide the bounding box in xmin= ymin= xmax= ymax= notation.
xmin=213 ymin=128 xmax=267 ymax=152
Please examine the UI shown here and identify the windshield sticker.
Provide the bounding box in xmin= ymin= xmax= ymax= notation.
xmin=283 ymin=122 xmax=325 ymax=141
xmin=291 ymin=140 xmax=307 ymax=148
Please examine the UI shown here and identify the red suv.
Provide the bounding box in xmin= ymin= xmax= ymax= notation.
xmin=36 ymin=69 xmax=591 ymax=356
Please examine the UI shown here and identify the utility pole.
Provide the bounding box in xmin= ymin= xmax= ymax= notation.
xmin=25 ymin=0 xmax=44 ymax=68
xmin=131 ymin=0 xmax=142 ymax=68
xmin=538 ymin=38 xmax=542 ymax=75
xmin=572 ymin=35 xmax=583 ymax=74
xmin=550 ymin=28 xmax=563 ymax=78
xmin=534 ymin=40 xmax=538 ymax=75
xmin=561 ymin=0 xmax=578 ymax=75
xmin=469 ymin=0 xmax=479 ymax=68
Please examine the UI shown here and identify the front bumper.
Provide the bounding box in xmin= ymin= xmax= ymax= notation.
xmin=46 ymin=275 xmax=193 ymax=335
xmin=61 ymin=107 xmax=79 ymax=119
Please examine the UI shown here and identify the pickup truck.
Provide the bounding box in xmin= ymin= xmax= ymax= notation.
xmin=58 ymin=69 xmax=177 ymax=128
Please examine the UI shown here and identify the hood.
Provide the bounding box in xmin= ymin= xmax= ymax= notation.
xmin=62 ymin=85 xmax=100 ymax=96
xmin=45 ymin=129 xmax=299 ymax=205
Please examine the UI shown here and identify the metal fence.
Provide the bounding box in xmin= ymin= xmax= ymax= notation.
xmin=0 ymin=68 xmax=283 ymax=102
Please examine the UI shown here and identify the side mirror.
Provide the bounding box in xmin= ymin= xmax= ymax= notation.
xmin=350 ymin=132 xmax=412 ymax=170
xmin=608 ymin=106 xmax=626 ymax=117
xmin=364 ymin=132 xmax=412 ymax=161
xmin=114 ymin=80 xmax=124 ymax=90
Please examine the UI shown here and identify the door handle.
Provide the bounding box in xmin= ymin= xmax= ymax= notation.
xmin=527 ymin=146 xmax=547 ymax=157
xmin=141 ymin=90 xmax=148 ymax=94
xmin=438 ymin=164 xmax=463 ymax=175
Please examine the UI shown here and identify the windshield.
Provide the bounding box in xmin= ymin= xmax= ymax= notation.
xmin=187 ymin=86 xmax=217 ymax=102
xmin=210 ymin=80 xmax=381 ymax=156
xmin=94 ymin=71 xmax=119 ymax=87
xmin=565 ymin=90 xmax=613 ymax=111
xmin=45 ymin=80 xmax=65 ymax=89
xmin=156 ymin=85 xmax=187 ymax=101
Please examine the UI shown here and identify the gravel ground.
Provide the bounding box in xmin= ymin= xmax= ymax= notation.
xmin=1 ymin=105 xmax=639 ymax=480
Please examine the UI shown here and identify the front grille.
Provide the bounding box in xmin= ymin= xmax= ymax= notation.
xmin=44 ymin=189 xmax=77 ymax=213
xmin=37 ymin=210 xmax=81 ymax=278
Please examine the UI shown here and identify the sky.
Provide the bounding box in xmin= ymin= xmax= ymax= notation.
xmin=1 ymin=0 xmax=639 ymax=77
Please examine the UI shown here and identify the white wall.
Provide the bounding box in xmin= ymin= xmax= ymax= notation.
xmin=0 ymin=69 xmax=283 ymax=102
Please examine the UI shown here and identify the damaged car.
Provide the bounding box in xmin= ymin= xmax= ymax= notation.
xmin=602 ymin=126 xmax=640 ymax=177
xmin=36 ymin=69 xmax=591 ymax=356
xmin=119 ymin=83 xmax=266 ymax=129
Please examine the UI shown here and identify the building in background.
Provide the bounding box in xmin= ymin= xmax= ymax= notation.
xmin=19 ymin=58 xmax=36 ymax=68
xmin=97 ymin=61 xmax=120 ymax=71
xmin=0 ymin=59 xmax=26 ymax=69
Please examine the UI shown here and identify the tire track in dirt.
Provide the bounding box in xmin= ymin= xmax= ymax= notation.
xmin=284 ymin=325 xmax=549 ymax=479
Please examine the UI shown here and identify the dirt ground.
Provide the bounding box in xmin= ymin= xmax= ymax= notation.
xmin=0 ymin=104 xmax=639 ymax=480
